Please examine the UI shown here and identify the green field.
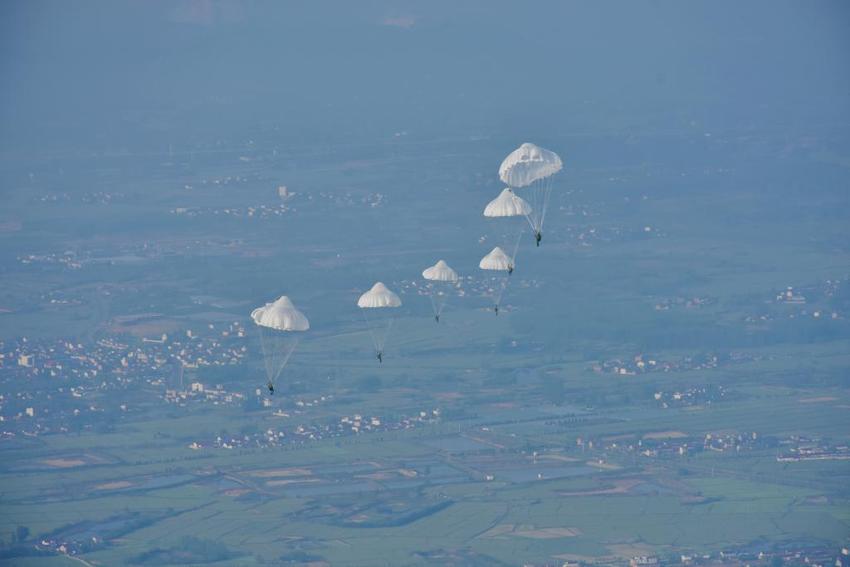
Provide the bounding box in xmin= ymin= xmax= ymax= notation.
xmin=2 ymin=131 xmax=850 ymax=565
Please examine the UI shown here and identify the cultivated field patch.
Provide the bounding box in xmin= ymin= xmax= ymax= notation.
xmin=248 ymin=468 xmax=313 ymax=478
xmin=642 ymin=430 xmax=688 ymax=439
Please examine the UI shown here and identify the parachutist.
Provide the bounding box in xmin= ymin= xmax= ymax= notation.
xmin=359 ymin=283 xmax=401 ymax=365
xmin=535 ymin=232 xmax=542 ymax=246
xmin=253 ymin=295 xmax=307 ymax=399
xmin=422 ymin=261 xmax=457 ymax=326
xmin=494 ymin=305 xmax=499 ymax=316
xmin=508 ymin=265 xmax=514 ymax=275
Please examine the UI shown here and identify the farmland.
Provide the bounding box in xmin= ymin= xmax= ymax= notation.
xmin=2 ymin=110 xmax=850 ymax=566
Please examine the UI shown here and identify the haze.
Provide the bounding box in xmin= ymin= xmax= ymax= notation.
xmin=0 ymin=2 xmax=848 ymax=566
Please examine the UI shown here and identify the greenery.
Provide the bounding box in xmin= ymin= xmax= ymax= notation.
xmin=131 ymin=536 xmax=238 ymax=565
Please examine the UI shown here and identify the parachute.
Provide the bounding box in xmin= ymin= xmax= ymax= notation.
xmin=421 ymin=260 xmax=459 ymax=322
xmin=479 ymin=247 xmax=514 ymax=272
xmin=483 ymin=187 xmax=529 ymax=265
xmin=357 ymin=282 xmax=402 ymax=361
xmin=358 ymin=282 xmax=402 ymax=308
xmin=499 ymin=143 xmax=563 ymax=245
xmin=251 ymin=296 xmax=309 ymax=392
xmin=479 ymin=247 xmax=515 ymax=313
xmin=483 ymin=188 xmax=532 ymax=218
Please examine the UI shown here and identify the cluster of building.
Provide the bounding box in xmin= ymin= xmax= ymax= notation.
xmin=164 ymin=382 xmax=245 ymax=407
xmin=171 ymin=184 xmax=387 ymax=220
xmin=0 ymin=387 xmax=112 ymax=438
xmin=776 ymin=436 xmax=850 ymax=462
xmin=768 ymin=279 xmax=846 ymax=320
xmin=17 ymin=251 xmax=86 ymax=270
xmin=185 ymin=172 xmax=266 ymax=190
xmin=743 ymin=279 xmax=849 ymax=325
xmin=4 ymin=322 xmax=247 ymax=381
xmin=189 ymin=408 xmax=441 ymax=450
xmin=653 ymin=296 xmax=714 ymax=311
xmin=700 ymin=431 xmax=761 ymax=453
xmin=17 ymin=238 xmax=240 ymax=272
xmin=36 ymin=191 xmax=124 ymax=204
xmin=394 ymin=274 xmax=545 ymax=309
xmin=580 ymin=429 xmax=770 ymax=461
xmin=35 ymin=536 xmax=99 ymax=558
xmin=553 ymin=544 xmax=850 ymax=567
xmin=776 ymin=278 xmax=845 ymax=305
xmin=552 ymin=223 xmax=628 ymax=248
xmin=0 ymin=322 xmax=250 ymax=437
xmin=591 ymin=352 xmax=739 ymax=376
xmin=766 ymin=286 xmax=841 ymax=320
xmin=776 ymin=286 xmax=808 ymax=305
xmin=171 ymin=202 xmax=294 ymax=219
xmin=313 ymin=189 xmax=385 ymax=208
xmin=676 ymin=545 xmax=850 ymax=567
xmin=539 ymin=424 xmax=819 ymax=467
xmin=652 ymin=385 xmax=727 ymax=408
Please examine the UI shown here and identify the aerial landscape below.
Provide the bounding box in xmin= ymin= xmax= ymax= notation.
xmin=0 ymin=1 xmax=849 ymax=566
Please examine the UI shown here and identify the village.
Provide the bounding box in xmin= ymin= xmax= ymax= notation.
xmin=0 ymin=321 xmax=249 ymax=436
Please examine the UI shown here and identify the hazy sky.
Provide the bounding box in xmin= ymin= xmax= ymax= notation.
xmin=2 ymin=0 xmax=848 ymax=151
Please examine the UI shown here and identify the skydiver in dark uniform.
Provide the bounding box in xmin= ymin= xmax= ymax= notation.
xmin=267 ymin=381 xmax=274 ymax=395
xmin=376 ymin=351 xmax=383 ymax=364
xmin=435 ymin=314 xmax=440 ymax=323
xmin=494 ymin=305 xmax=499 ymax=316
xmin=535 ymin=231 xmax=542 ymax=247
xmin=508 ymin=265 xmax=514 ymax=275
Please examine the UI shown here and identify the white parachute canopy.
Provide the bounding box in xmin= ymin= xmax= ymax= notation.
xmin=357 ymin=282 xmax=401 ymax=357
xmin=422 ymin=260 xmax=459 ymax=282
xmin=358 ymin=282 xmax=402 ymax=308
xmin=251 ymin=296 xmax=310 ymax=331
xmin=483 ymin=188 xmax=532 ymax=218
xmin=479 ymin=247 xmax=514 ymax=272
xmin=483 ymin=188 xmax=528 ymax=270
xmin=479 ymin=247 xmax=515 ymax=312
xmin=499 ymin=143 xmax=563 ymax=188
xmin=251 ymin=296 xmax=309 ymax=387
xmin=422 ymin=260 xmax=459 ymax=321
xmin=498 ymin=142 xmax=563 ymax=240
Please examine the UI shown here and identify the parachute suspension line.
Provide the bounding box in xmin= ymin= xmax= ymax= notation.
xmin=522 ymin=207 xmax=538 ymax=235
xmin=511 ymin=229 xmax=525 ymax=265
xmin=523 ymin=181 xmax=542 ymax=235
xmin=493 ymin=274 xmax=511 ymax=310
xmin=426 ymin=283 xmax=440 ymax=318
xmin=537 ymin=176 xmax=554 ymax=234
xmin=428 ymin=287 xmax=446 ymax=319
xmin=258 ymin=328 xmax=274 ymax=382
xmin=430 ymin=283 xmax=451 ymax=318
xmin=379 ymin=317 xmax=395 ymax=352
xmin=534 ymin=178 xmax=544 ymax=234
xmin=360 ymin=309 xmax=380 ymax=354
xmin=361 ymin=310 xmax=395 ymax=354
xmin=428 ymin=286 xmax=438 ymax=318
xmin=272 ymin=337 xmax=300 ymax=383
xmin=435 ymin=289 xmax=447 ymax=317
xmin=521 ymin=177 xmax=554 ymax=237
xmin=259 ymin=330 xmax=300 ymax=385
xmin=492 ymin=229 xmax=523 ymax=310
